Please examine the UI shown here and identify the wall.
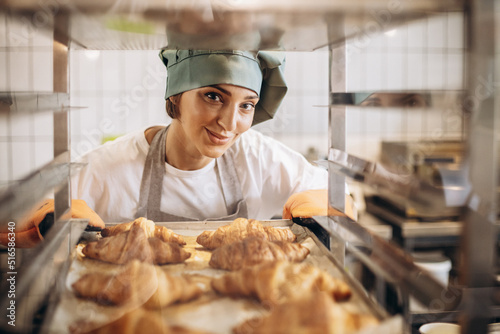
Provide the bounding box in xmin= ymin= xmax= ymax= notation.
xmin=0 ymin=11 xmax=465 ymax=190
xmin=69 ymin=49 xmax=330 ymax=162
xmin=344 ymin=12 xmax=465 ymax=162
xmin=0 ymin=12 xmax=55 ymax=190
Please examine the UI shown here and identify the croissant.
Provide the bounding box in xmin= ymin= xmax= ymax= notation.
xmin=233 ymin=291 xmax=379 ymax=334
xmin=144 ymin=267 xmax=203 ymax=309
xmin=212 ymin=261 xmax=351 ymax=305
xmin=83 ymin=223 xmax=190 ymax=265
xmin=263 ymin=225 xmax=296 ymax=243
xmin=196 ymin=218 xmax=296 ymax=249
xmin=72 ymin=260 xmax=158 ymax=306
xmin=148 ymin=237 xmax=191 ymax=264
xmin=72 ymin=261 xmax=202 ymax=309
xmin=83 ymin=223 xmax=154 ymax=264
xmin=84 ymin=308 xmax=168 ymax=334
xmin=84 ymin=308 xmax=212 ymax=334
xmin=102 ymin=217 xmax=185 ymax=245
xmin=209 ymin=237 xmax=309 ymax=271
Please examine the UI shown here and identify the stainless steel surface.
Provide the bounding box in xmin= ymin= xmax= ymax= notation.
xmin=328 ymin=148 xmax=457 ymax=219
xmin=0 ymin=157 xmax=85 ymax=225
xmin=380 ymin=140 xmax=465 ymax=169
xmin=358 ymin=213 xmax=393 ymax=241
xmin=53 ymin=111 xmax=71 ymax=223
xmin=328 ymin=26 xmax=347 ymax=216
xmin=331 ymin=91 xmax=465 ymax=109
xmin=460 ymin=0 xmax=498 ymax=332
xmin=1 ymin=0 xmax=464 ymax=51
xmin=365 ymin=197 xmax=462 ymax=239
xmin=0 ymin=219 xmax=88 ymax=333
xmin=53 ymin=12 xmax=69 ymax=94
xmin=0 ymin=0 xmax=496 ymax=331
xmin=303 ymin=223 xmax=390 ymax=321
xmin=3 ymin=0 xmax=464 ymax=12
xmin=378 ymin=141 xmax=470 ymax=217
xmin=53 ymin=11 xmax=72 ymax=225
xmin=314 ymin=215 xmax=461 ymax=312
xmin=0 ymin=93 xmax=73 ymax=114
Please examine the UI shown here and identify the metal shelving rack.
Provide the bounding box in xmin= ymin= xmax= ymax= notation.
xmin=0 ymin=1 xmax=496 ymax=333
xmin=324 ymin=1 xmax=498 ymax=334
xmin=0 ymin=10 xmax=74 ymax=223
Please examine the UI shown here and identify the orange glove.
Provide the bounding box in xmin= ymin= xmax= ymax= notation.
xmin=283 ymin=189 xmax=357 ymax=220
xmin=0 ymin=199 xmax=104 ymax=248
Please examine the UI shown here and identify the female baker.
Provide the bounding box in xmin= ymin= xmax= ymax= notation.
xmin=5 ymin=50 xmax=352 ymax=246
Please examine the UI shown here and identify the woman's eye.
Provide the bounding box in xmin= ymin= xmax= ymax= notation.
xmin=404 ymin=96 xmax=426 ymax=107
xmin=241 ymin=103 xmax=255 ymax=112
xmin=205 ymin=92 xmax=221 ymax=102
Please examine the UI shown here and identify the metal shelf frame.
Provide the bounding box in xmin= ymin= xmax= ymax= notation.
xmin=1 ymin=0 xmax=464 ymax=51
xmin=1 ymin=1 xmax=496 ymax=333
xmin=326 ymin=0 xmax=498 ymax=333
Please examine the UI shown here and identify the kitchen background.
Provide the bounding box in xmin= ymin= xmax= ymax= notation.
xmin=0 ymin=11 xmax=464 ymax=193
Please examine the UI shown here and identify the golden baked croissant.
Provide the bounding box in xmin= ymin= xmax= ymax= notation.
xmin=233 ymin=291 xmax=379 ymax=334
xmin=144 ymin=267 xmax=203 ymax=309
xmin=148 ymin=237 xmax=191 ymax=264
xmin=72 ymin=261 xmax=202 ymax=309
xmin=84 ymin=308 xmax=212 ymax=334
xmin=83 ymin=223 xmax=154 ymax=264
xmin=101 ymin=217 xmax=185 ymax=245
xmin=196 ymin=218 xmax=296 ymax=249
xmin=212 ymin=261 xmax=351 ymax=305
xmin=262 ymin=225 xmax=296 ymax=242
xmin=209 ymin=237 xmax=309 ymax=271
xmin=83 ymin=223 xmax=190 ymax=265
xmin=72 ymin=260 xmax=158 ymax=306
xmin=84 ymin=308 xmax=168 ymax=334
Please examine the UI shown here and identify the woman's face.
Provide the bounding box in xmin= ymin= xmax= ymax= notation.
xmin=173 ymin=84 xmax=259 ymax=159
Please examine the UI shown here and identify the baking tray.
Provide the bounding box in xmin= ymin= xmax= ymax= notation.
xmin=41 ymin=220 xmax=403 ymax=334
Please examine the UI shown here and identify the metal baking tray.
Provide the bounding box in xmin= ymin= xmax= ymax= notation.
xmin=38 ymin=219 xmax=402 ymax=334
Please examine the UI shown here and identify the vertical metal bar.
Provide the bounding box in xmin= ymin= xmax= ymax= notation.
xmin=53 ymin=12 xmax=69 ymax=94
xmin=328 ymin=18 xmax=346 ymax=215
xmin=53 ymin=12 xmax=71 ymax=224
xmin=461 ymin=0 xmax=497 ymax=333
xmin=53 ymin=112 xmax=70 ymax=223
xmin=327 ymin=18 xmax=347 ymax=262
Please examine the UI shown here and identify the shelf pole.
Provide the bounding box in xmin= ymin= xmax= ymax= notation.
xmin=460 ymin=0 xmax=498 ymax=333
xmin=328 ymin=17 xmax=347 ymax=216
xmin=53 ymin=11 xmax=71 ymax=224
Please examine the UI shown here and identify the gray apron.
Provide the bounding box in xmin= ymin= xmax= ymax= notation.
xmin=136 ymin=126 xmax=248 ymax=222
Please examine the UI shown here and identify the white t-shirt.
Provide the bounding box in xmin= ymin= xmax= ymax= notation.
xmin=72 ymin=127 xmax=328 ymax=222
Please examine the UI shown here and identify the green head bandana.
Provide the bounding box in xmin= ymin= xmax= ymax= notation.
xmin=159 ymin=50 xmax=287 ymax=125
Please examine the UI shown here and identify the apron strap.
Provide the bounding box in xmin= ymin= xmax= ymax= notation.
xmin=136 ymin=126 xmax=168 ymax=218
xmin=217 ymin=150 xmax=246 ymax=216
xmin=136 ymin=125 xmax=248 ymax=221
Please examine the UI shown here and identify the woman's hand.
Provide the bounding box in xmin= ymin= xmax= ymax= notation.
xmin=283 ymin=189 xmax=357 ymax=221
xmin=0 ymin=199 xmax=104 ymax=248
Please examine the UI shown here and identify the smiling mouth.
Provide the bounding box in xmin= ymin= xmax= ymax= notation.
xmin=205 ymin=128 xmax=232 ymax=145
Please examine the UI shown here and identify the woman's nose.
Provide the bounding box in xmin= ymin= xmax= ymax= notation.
xmin=217 ymin=104 xmax=238 ymax=131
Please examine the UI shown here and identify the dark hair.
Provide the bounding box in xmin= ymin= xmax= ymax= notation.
xmin=165 ymin=93 xmax=182 ymax=119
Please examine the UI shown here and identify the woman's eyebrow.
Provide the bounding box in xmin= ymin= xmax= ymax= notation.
xmin=245 ymin=94 xmax=259 ymax=100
